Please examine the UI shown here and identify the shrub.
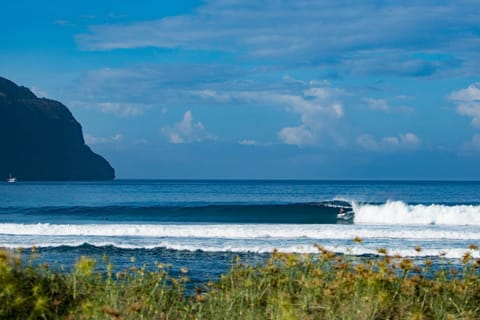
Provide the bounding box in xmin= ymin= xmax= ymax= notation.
xmin=1 ymin=244 xmax=479 ymax=319
xmin=0 ymin=249 xmax=73 ymax=319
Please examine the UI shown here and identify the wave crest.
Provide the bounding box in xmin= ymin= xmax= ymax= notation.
xmin=353 ymin=201 xmax=480 ymax=225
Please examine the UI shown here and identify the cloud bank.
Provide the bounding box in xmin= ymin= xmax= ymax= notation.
xmin=77 ymin=0 xmax=477 ymax=77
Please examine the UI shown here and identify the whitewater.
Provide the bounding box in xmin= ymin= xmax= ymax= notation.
xmin=1 ymin=201 xmax=480 ymax=259
xmin=1 ymin=180 xmax=480 ymax=280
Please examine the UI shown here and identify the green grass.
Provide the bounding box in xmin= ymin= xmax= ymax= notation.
xmin=1 ymin=243 xmax=480 ymax=319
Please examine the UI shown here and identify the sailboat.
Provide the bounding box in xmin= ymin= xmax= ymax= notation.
xmin=7 ymin=173 xmax=16 ymax=183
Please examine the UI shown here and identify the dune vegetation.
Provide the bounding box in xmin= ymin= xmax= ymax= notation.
xmin=1 ymin=242 xmax=480 ymax=319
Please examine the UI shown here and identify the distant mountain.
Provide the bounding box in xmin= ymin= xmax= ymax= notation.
xmin=0 ymin=76 xmax=114 ymax=181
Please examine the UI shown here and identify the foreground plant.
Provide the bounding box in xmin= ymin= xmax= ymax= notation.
xmin=192 ymin=246 xmax=480 ymax=320
xmin=0 ymin=243 xmax=479 ymax=319
xmin=0 ymin=249 xmax=73 ymax=319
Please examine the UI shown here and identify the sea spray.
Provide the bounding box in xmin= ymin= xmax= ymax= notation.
xmin=352 ymin=201 xmax=480 ymax=225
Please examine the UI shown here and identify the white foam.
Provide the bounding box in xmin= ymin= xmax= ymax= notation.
xmin=1 ymin=240 xmax=479 ymax=259
xmin=1 ymin=223 xmax=480 ymax=240
xmin=353 ymin=201 xmax=480 ymax=225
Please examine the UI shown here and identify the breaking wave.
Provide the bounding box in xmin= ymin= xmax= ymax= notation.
xmin=353 ymin=201 xmax=480 ymax=225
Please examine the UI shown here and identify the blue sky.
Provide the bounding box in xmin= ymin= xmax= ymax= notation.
xmin=2 ymin=0 xmax=480 ymax=179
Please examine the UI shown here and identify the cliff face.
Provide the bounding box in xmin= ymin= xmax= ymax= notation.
xmin=0 ymin=76 xmax=115 ymax=181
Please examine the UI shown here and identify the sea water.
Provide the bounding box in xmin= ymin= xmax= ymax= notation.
xmin=0 ymin=180 xmax=479 ymax=283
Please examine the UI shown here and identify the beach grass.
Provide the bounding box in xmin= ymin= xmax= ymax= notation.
xmin=1 ymin=244 xmax=480 ymax=319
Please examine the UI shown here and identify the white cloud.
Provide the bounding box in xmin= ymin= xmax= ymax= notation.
xmin=76 ymin=0 xmax=477 ymax=77
xmin=449 ymin=83 xmax=480 ymax=127
xmin=364 ymin=98 xmax=390 ymax=111
xmin=187 ymin=85 xmax=345 ymax=148
xmin=95 ymin=102 xmax=150 ymax=116
xmin=84 ymin=133 xmax=123 ymax=145
xmin=450 ymin=83 xmax=480 ymax=101
xmin=67 ymin=64 xmax=244 ymax=112
xmin=188 ymin=84 xmax=345 ymax=147
xmin=238 ymin=139 xmax=257 ymax=145
xmin=357 ymin=132 xmax=421 ymax=151
xmin=461 ymin=134 xmax=480 ymax=152
xmin=283 ymin=75 xmax=306 ymax=86
xmin=357 ymin=134 xmax=379 ymax=150
xmin=237 ymin=139 xmax=272 ymax=146
xmin=278 ymin=126 xmax=316 ymax=146
xmin=189 ymin=89 xmax=232 ymax=103
xmin=275 ymin=86 xmax=344 ymax=146
xmin=363 ymin=97 xmax=415 ymax=114
xmin=64 ymin=64 xmax=351 ymax=148
xmin=71 ymin=101 xmax=151 ymax=117
xmin=273 ymin=92 xmax=344 ymax=123
xmin=400 ymin=133 xmax=421 ymax=145
xmin=161 ymin=110 xmax=216 ymax=144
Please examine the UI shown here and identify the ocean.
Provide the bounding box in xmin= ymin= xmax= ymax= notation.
xmin=1 ymin=180 xmax=479 ymax=284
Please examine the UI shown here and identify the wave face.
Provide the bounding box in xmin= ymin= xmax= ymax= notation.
xmin=0 ymin=201 xmax=349 ymax=224
xmin=5 ymin=201 xmax=480 ymax=226
xmin=353 ymin=201 xmax=480 ymax=226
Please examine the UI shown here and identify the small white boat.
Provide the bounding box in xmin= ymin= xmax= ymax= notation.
xmin=7 ymin=173 xmax=16 ymax=183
